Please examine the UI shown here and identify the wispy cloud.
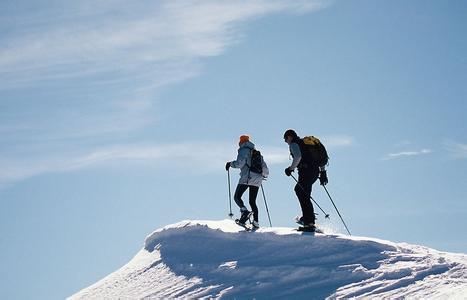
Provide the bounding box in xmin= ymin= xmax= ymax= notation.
xmin=383 ymin=148 xmax=433 ymax=160
xmin=321 ymin=135 xmax=354 ymax=148
xmin=0 ymin=142 xmax=229 ymax=188
xmin=0 ymin=1 xmax=328 ymax=142
xmin=0 ymin=1 xmax=331 ymax=188
xmin=0 ymin=141 xmax=278 ymax=187
xmin=0 ymin=0 xmax=327 ymax=90
xmin=0 ymin=135 xmax=351 ymax=188
xmin=445 ymin=141 xmax=467 ymax=159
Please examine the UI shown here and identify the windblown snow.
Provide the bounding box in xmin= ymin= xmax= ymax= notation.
xmin=69 ymin=220 xmax=467 ymax=299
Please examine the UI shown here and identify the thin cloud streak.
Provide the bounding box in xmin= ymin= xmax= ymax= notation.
xmin=445 ymin=141 xmax=467 ymax=159
xmin=383 ymin=149 xmax=433 ymax=160
xmin=0 ymin=135 xmax=351 ymax=188
xmin=0 ymin=142 xmax=223 ymax=188
xmin=321 ymin=135 xmax=354 ymax=148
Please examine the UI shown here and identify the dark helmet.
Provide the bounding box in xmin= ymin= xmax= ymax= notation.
xmin=283 ymin=129 xmax=298 ymax=139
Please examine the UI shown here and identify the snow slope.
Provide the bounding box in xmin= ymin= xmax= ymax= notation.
xmin=69 ymin=220 xmax=467 ymax=299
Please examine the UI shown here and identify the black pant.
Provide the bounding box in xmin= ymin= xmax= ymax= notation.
xmin=234 ymin=184 xmax=259 ymax=222
xmin=294 ymin=167 xmax=319 ymax=224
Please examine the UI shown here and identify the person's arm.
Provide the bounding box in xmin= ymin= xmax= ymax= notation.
xmin=288 ymin=143 xmax=301 ymax=170
xmin=231 ymin=148 xmax=247 ymax=169
xmin=319 ymin=165 xmax=328 ymax=185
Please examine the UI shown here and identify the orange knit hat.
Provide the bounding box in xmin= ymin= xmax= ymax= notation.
xmin=239 ymin=135 xmax=250 ymax=144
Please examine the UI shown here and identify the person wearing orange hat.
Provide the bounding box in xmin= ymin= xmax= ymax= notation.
xmin=226 ymin=135 xmax=269 ymax=229
xmin=238 ymin=134 xmax=250 ymax=145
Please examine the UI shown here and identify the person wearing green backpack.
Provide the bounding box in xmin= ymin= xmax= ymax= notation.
xmin=283 ymin=129 xmax=329 ymax=231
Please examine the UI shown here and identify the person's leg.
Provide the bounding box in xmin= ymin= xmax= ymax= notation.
xmin=299 ymin=168 xmax=320 ymax=224
xmin=295 ymin=171 xmax=316 ymax=224
xmin=234 ymin=184 xmax=252 ymax=224
xmin=248 ymin=186 xmax=260 ymax=222
xmin=308 ymin=168 xmax=319 ymax=223
xmin=234 ymin=184 xmax=249 ymax=210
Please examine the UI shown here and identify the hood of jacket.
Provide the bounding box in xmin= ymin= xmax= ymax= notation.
xmin=239 ymin=140 xmax=255 ymax=150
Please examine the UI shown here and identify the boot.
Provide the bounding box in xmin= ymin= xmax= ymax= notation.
xmin=238 ymin=207 xmax=251 ymax=225
xmin=251 ymin=221 xmax=260 ymax=229
xmin=296 ymin=216 xmax=305 ymax=225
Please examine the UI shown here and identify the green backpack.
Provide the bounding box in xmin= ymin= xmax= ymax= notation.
xmin=300 ymin=136 xmax=329 ymax=167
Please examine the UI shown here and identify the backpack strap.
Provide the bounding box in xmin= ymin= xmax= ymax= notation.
xmin=290 ymin=136 xmax=302 ymax=158
xmin=246 ymin=148 xmax=253 ymax=182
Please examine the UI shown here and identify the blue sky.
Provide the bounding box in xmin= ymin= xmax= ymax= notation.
xmin=1 ymin=0 xmax=466 ymax=299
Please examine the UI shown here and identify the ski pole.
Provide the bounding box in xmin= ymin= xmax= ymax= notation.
xmin=291 ymin=174 xmax=330 ymax=218
xmin=227 ymin=169 xmax=233 ymax=218
xmin=322 ymin=185 xmax=351 ymax=236
xmin=260 ymin=184 xmax=272 ymax=227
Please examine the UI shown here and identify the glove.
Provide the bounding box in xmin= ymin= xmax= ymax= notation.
xmin=319 ymin=170 xmax=328 ymax=186
xmin=284 ymin=167 xmax=293 ymax=176
xmin=225 ymin=161 xmax=231 ymax=171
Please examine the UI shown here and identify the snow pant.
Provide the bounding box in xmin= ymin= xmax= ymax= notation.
xmin=234 ymin=184 xmax=260 ymax=222
xmin=294 ymin=166 xmax=319 ymax=225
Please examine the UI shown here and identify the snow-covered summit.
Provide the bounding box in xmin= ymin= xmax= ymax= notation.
xmin=70 ymin=220 xmax=467 ymax=299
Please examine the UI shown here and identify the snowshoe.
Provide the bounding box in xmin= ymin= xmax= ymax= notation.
xmin=296 ymin=225 xmax=324 ymax=234
xmin=297 ymin=225 xmax=316 ymax=233
xmin=235 ymin=219 xmax=251 ymax=231
xmin=294 ymin=216 xmax=316 ymax=227
xmin=239 ymin=210 xmax=252 ymax=224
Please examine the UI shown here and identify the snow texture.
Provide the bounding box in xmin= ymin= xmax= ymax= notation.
xmin=69 ymin=219 xmax=467 ymax=299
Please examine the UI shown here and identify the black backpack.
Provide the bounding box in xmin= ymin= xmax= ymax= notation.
xmin=248 ymin=149 xmax=263 ymax=174
xmin=300 ymin=136 xmax=329 ymax=167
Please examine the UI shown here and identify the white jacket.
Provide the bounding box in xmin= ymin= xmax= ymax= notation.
xmin=230 ymin=141 xmax=269 ymax=187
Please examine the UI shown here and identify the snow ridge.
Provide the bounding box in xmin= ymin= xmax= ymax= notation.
xmin=69 ymin=220 xmax=467 ymax=299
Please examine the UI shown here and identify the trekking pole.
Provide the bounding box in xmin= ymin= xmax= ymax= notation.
xmin=290 ymin=174 xmax=330 ymax=218
xmin=322 ymin=185 xmax=351 ymax=236
xmin=260 ymin=184 xmax=272 ymax=227
xmin=227 ymin=169 xmax=234 ymax=218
